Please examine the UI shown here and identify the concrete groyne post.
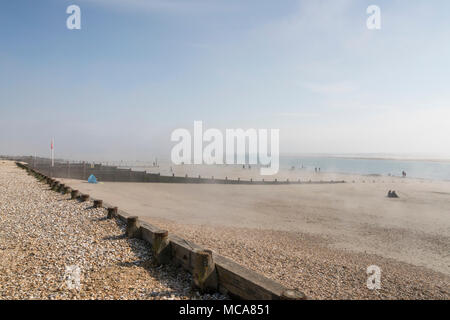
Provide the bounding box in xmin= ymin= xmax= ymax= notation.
xmin=107 ymin=207 xmax=118 ymax=219
xmin=152 ymin=230 xmax=171 ymax=264
xmin=93 ymin=200 xmax=103 ymax=208
xmin=126 ymin=216 xmax=141 ymax=239
xmin=193 ymin=249 xmax=218 ymax=293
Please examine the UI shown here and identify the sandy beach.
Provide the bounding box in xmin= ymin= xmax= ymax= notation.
xmin=60 ymin=164 xmax=450 ymax=299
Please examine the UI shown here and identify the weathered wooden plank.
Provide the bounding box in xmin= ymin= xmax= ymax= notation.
xmin=116 ymin=209 xmax=131 ymax=223
xmin=214 ymin=254 xmax=306 ymax=300
xmin=140 ymin=222 xmax=164 ymax=246
xmin=169 ymin=234 xmax=203 ymax=273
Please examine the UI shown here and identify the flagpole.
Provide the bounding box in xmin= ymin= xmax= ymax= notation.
xmin=51 ymin=138 xmax=54 ymax=167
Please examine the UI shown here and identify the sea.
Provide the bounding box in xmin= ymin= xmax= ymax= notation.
xmin=114 ymin=155 xmax=450 ymax=182
xmin=281 ymin=156 xmax=450 ymax=181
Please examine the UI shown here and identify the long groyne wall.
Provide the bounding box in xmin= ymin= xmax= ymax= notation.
xmin=17 ymin=161 xmax=307 ymax=300
xmin=4 ymin=156 xmax=345 ymax=185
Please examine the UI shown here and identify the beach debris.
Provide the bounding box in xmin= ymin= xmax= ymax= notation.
xmin=88 ymin=174 xmax=98 ymax=184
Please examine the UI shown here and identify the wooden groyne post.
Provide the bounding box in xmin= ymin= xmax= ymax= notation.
xmin=193 ymin=249 xmax=218 ymax=293
xmin=126 ymin=216 xmax=141 ymax=238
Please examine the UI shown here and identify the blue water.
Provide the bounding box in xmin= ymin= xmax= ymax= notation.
xmin=281 ymin=156 xmax=450 ymax=181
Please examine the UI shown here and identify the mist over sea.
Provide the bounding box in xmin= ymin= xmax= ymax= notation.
xmin=116 ymin=156 xmax=450 ymax=182
xmin=281 ymin=156 xmax=450 ymax=181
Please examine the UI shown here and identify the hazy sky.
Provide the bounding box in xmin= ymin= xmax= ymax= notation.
xmin=1 ymin=0 xmax=450 ymax=161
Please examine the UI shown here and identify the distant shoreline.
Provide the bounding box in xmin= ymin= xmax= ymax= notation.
xmin=327 ymin=156 xmax=450 ymax=163
xmin=281 ymin=154 xmax=450 ymax=163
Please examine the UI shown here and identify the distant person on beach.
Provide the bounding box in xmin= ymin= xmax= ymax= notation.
xmin=388 ymin=190 xmax=399 ymax=198
xmin=402 ymin=171 xmax=407 ymax=178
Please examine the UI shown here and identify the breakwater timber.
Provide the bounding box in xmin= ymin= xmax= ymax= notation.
xmin=0 ymin=160 xmax=223 ymax=299
xmin=6 ymin=156 xmax=344 ymax=185
xmin=16 ymin=161 xmax=306 ymax=300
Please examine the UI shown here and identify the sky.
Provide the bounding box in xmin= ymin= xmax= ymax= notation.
xmin=1 ymin=0 xmax=450 ymax=161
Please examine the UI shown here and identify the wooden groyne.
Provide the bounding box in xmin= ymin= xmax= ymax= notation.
xmin=17 ymin=161 xmax=307 ymax=300
xmin=9 ymin=156 xmax=345 ymax=185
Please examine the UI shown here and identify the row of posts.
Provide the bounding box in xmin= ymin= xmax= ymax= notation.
xmin=21 ymin=162 xmax=305 ymax=299
xmin=23 ymin=164 xmax=217 ymax=293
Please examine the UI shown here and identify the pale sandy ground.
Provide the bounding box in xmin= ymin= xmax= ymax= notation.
xmin=61 ymin=166 xmax=450 ymax=299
